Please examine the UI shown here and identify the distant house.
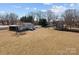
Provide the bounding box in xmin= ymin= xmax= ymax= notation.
xmin=53 ymin=20 xmax=67 ymax=30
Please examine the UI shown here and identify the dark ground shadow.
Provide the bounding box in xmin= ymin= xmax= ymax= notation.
xmin=55 ymin=28 xmax=79 ymax=33
xmin=10 ymin=29 xmax=35 ymax=37
xmin=11 ymin=32 xmax=26 ymax=37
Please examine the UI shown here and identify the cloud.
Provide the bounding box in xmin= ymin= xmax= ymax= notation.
xmin=70 ymin=3 xmax=75 ymax=7
xmin=50 ymin=5 xmax=67 ymax=14
xmin=14 ymin=5 xmax=22 ymax=9
xmin=14 ymin=5 xmax=30 ymax=10
xmin=41 ymin=9 xmax=47 ymax=12
xmin=33 ymin=8 xmax=37 ymax=10
xmin=42 ymin=3 xmax=52 ymax=5
xmin=69 ymin=4 xmax=76 ymax=9
xmin=0 ymin=11 xmax=6 ymax=14
xmin=25 ymin=7 xmax=30 ymax=10
xmin=0 ymin=10 xmax=16 ymax=15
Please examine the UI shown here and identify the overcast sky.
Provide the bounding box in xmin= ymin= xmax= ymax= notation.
xmin=0 ymin=3 xmax=79 ymax=17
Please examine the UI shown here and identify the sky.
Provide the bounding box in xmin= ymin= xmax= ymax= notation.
xmin=0 ymin=3 xmax=79 ymax=18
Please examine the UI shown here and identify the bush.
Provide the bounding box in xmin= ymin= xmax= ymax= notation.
xmin=20 ymin=16 xmax=34 ymax=23
xmin=39 ymin=19 xmax=48 ymax=27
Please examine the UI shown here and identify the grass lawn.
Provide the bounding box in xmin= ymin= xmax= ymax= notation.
xmin=0 ymin=27 xmax=79 ymax=55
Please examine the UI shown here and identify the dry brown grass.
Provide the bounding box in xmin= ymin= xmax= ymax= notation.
xmin=0 ymin=27 xmax=79 ymax=55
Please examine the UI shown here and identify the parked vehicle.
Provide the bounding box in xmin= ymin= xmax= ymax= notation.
xmin=22 ymin=23 xmax=35 ymax=30
xmin=9 ymin=23 xmax=35 ymax=31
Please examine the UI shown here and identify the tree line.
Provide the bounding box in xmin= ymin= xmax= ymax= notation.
xmin=0 ymin=13 xmax=18 ymax=25
xmin=0 ymin=9 xmax=79 ymax=29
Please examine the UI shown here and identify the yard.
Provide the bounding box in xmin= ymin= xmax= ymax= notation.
xmin=0 ymin=27 xmax=79 ymax=54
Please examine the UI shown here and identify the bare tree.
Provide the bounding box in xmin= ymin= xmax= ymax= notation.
xmin=0 ymin=15 xmax=6 ymax=25
xmin=64 ymin=9 xmax=79 ymax=29
xmin=46 ymin=10 xmax=56 ymax=26
xmin=5 ymin=14 xmax=10 ymax=25
xmin=0 ymin=13 xmax=18 ymax=25
xmin=9 ymin=13 xmax=18 ymax=25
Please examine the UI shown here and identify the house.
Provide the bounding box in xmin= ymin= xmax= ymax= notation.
xmin=53 ymin=20 xmax=66 ymax=30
